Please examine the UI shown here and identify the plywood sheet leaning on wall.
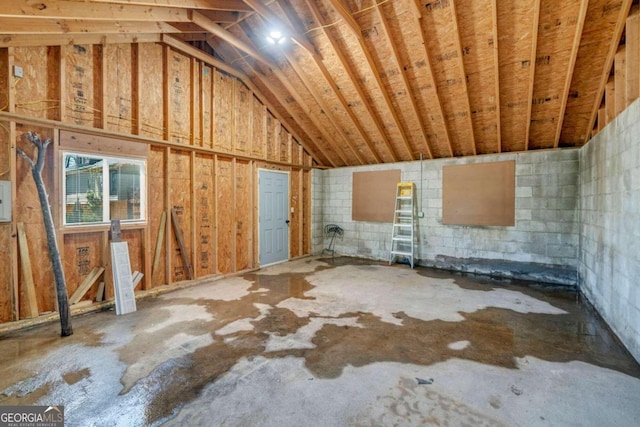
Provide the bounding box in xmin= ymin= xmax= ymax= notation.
xmin=216 ymin=157 xmax=234 ymax=274
xmin=148 ymin=147 xmax=166 ymax=286
xmin=290 ymin=168 xmax=302 ymax=258
xmin=170 ymin=149 xmax=192 ymax=282
xmin=63 ymin=232 xmax=104 ymax=304
xmin=104 ymin=44 xmax=133 ymax=134
xmin=169 ymin=50 xmax=191 ymax=144
xmin=14 ymin=46 xmax=58 ymax=121
xmin=15 ymin=125 xmax=57 ymax=313
xmin=214 ymin=70 xmax=233 ymax=152
xmin=122 ymin=229 xmax=144 ymax=291
xmin=195 ymin=154 xmax=215 ymax=277
xmin=235 ymin=160 xmax=251 ymax=271
xmin=138 ymin=43 xmax=164 ymax=140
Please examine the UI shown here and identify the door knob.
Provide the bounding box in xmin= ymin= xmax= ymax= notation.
xmin=285 ymin=219 xmax=290 ymax=224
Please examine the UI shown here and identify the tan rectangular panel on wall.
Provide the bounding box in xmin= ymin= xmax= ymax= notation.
xmin=14 ymin=47 xmax=53 ymax=121
xmin=148 ymin=146 xmax=166 ymax=286
xmin=169 ymin=149 xmax=192 ymax=282
xmin=279 ymin=128 xmax=290 ymax=164
xmin=290 ymin=168 xmax=301 ymax=258
xmin=104 ymin=44 xmax=133 ymax=134
xmin=235 ymin=160 xmax=251 ymax=271
xmin=62 ymin=232 xmax=104 ymax=303
xmin=443 ymin=160 xmax=516 ymax=226
xmin=352 ymin=169 xmax=401 ymax=222
xmin=0 ymin=224 xmax=13 ymax=322
xmin=195 ymin=154 xmax=215 ymax=277
xmin=216 ymin=157 xmax=234 ymax=274
xmin=266 ymin=115 xmax=276 ymax=161
xmin=251 ymin=97 xmax=266 ymax=158
xmin=235 ymin=82 xmax=251 ymax=154
xmin=213 ymin=70 xmax=233 ymax=152
xmin=138 ymin=43 xmax=164 ymax=140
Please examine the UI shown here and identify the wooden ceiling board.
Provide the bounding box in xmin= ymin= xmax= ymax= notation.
xmin=419 ymin=0 xmax=477 ymax=156
xmin=455 ymin=0 xmax=501 ymax=155
xmin=560 ymin=0 xmax=632 ymax=145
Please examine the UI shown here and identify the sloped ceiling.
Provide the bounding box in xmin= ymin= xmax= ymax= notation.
xmin=0 ymin=0 xmax=633 ymax=167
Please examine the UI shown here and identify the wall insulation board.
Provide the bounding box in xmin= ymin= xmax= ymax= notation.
xmin=213 ymin=70 xmax=233 ymax=153
xmin=216 ymin=156 xmax=234 ymax=274
xmin=104 ymin=43 xmax=134 ymax=134
xmin=442 ymin=160 xmax=516 ymax=226
xmin=352 ymin=169 xmax=401 ymax=222
xmin=235 ymin=160 xmax=252 ymax=271
xmin=195 ymin=153 xmax=215 ymax=276
xmin=169 ymin=149 xmax=192 ymax=282
xmin=138 ymin=43 xmax=164 ymax=140
xmin=149 ymin=146 xmax=167 ymax=286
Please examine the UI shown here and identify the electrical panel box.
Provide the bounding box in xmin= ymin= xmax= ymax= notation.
xmin=0 ymin=181 xmax=10 ymax=222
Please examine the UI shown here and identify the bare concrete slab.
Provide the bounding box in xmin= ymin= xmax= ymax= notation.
xmin=1 ymin=257 xmax=639 ymax=426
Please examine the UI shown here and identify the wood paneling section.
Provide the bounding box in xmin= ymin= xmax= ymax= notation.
xmin=169 ymin=149 xmax=192 ymax=282
xmin=216 ymin=156 xmax=234 ymax=274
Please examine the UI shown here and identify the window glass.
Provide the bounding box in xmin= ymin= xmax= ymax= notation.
xmin=63 ymin=152 xmax=145 ymax=225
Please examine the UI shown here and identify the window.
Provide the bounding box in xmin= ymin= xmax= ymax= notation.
xmin=63 ymin=152 xmax=146 ymax=225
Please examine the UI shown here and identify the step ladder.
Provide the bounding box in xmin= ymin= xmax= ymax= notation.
xmin=389 ymin=182 xmax=416 ymax=268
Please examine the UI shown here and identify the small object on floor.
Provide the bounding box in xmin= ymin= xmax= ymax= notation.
xmin=510 ymin=385 xmax=523 ymax=395
xmin=416 ymin=377 xmax=433 ymax=385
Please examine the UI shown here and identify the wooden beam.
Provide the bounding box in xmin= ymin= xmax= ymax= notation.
xmin=449 ymin=0 xmax=476 ymax=156
xmin=524 ymin=0 xmax=541 ymax=151
xmin=0 ymin=33 xmax=162 ymax=48
xmin=241 ymin=0 xmax=319 ymax=58
xmin=584 ymin=0 xmax=633 ymax=144
xmin=88 ymin=0 xmax=252 ymax=10
xmin=491 ymin=0 xmax=501 ymax=153
xmin=554 ymin=0 xmax=588 ymax=148
xmin=0 ymin=18 xmax=181 ymax=34
xmin=304 ymin=0 xmax=393 ymax=162
xmin=0 ymin=1 xmax=191 ymax=22
xmin=376 ymin=2 xmax=433 ymax=159
xmin=69 ymin=267 xmax=105 ymax=305
xmin=328 ymin=1 xmax=416 ymax=161
xmin=17 ymin=223 xmax=38 ymax=319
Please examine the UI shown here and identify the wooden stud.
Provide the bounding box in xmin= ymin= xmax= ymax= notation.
xmin=132 ymin=43 xmax=141 ymax=135
xmin=162 ymin=45 xmax=170 ymax=141
xmin=95 ymin=281 xmax=105 ymax=302
xmin=164 ymin=146 xmax=171 ymax=284
xmin=69 ymin=267 xmax=104 ymax=305
xmin=17 ymin=223 xmax=38 ymax=318
xmin=491 ymin=0 xmax=502 ymax=152
xmin=190 ymin=151 xmax=197 ymax=275
xmin=152 ymin=211 xmax=167 ymax=279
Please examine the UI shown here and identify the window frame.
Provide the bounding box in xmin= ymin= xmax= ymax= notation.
xmin=62 ymin=150 xmax=147 ymax=227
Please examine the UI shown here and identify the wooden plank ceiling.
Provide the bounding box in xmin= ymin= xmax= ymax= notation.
xmin=0 ymin=0 xmax=632 ymax=167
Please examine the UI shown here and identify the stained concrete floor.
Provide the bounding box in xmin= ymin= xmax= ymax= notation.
xmin=1 ymin=257 xmax=640 ymax=426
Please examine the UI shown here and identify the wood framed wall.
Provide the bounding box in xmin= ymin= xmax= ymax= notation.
xmin=0 ymin=39 xmax=314 ymax=324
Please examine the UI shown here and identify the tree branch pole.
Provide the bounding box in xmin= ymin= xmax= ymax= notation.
xmin=17 ymin=132 xmax=73 ymax=337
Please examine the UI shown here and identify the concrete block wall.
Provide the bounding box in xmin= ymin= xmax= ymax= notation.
xmin=579 ymin=98 xmax=640 ymax=362
xmin=315 ymin=150 xmax=580 ymax=285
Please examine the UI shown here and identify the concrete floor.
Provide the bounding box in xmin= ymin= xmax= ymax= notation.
xmin=1 ymin=256 xmax=640 ymax=426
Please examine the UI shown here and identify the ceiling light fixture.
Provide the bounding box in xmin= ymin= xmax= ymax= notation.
xmin=266 ymin=30 xmax=287 ymax=45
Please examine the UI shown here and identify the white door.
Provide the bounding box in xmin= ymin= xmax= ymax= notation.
xmin=259 ymin=170 xmax=289 ymax=266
